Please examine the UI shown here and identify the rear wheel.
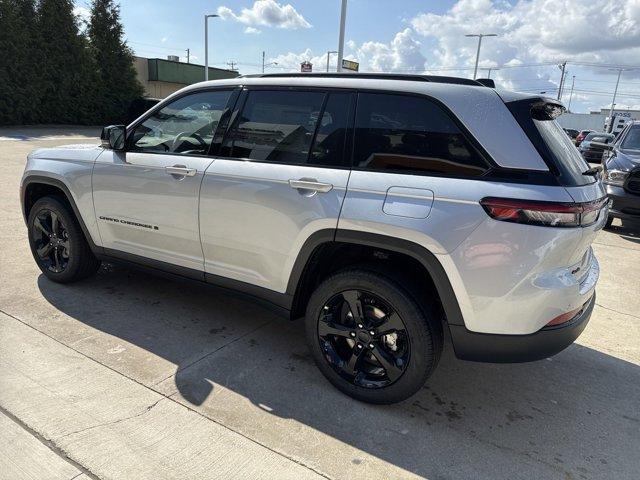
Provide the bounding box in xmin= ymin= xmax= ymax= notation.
xmin=305 ymin=268 xmax=442 ymax=404
xmin=27 ymin=196 xmax=101 ymax=283
xmin=604 ymin=215 xmax=614 ymax=229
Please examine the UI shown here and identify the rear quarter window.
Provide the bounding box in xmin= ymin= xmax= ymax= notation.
xmin=507 ymin=99 xmax=594 ymax=186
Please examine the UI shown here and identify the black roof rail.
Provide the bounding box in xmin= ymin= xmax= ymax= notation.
xmin=240 ymin=72 xmax=485 ymax=87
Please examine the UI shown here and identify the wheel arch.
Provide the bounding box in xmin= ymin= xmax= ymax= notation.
xmin=21 ymin=175 xmax=102 ymax=254
xmin=287 ymin=229 xmax=465 ymax=328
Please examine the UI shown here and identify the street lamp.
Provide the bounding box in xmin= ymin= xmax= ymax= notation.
xmin=336 ymin=0 xmax=347 ymax=72
xmin=261 ymin=51 xmax=278 ymax=73
xmin=607 ymin=67 xmax=634 ymax=132
xmin=465 ymin=33 xmax=497 ymax=80
xmin=326 ymin=50 xmax=338 ymax=72
xmin=483 ymin=67 xmax=499 ymax=79
xmin=204 ymin=14 xmax=219 ymax=81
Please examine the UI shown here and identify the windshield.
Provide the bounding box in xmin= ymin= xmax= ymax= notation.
xmin=621 ymin=125 xmax=640 ymax=151
xmin=533 ymin=118 xmax=593 ymax=184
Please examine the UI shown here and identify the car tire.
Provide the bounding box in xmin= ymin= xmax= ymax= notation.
xmin=27 ymin=196 xmax=101 ymax=283
xmin=305 ymin=267 xmax=443 ymax=404
xmin=604 ymin=215 xmax=614 ymax=229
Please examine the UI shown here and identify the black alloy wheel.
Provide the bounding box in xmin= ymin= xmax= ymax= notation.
xmin=318 ymin=289 xmax=410 ymax=389
xmin=27 ymin=196 xmax=101 ymax=283
xmin=306 ymin=268 xmax=442 ymax=404
xmin=31 ymin=209 xmax=70 ymax=273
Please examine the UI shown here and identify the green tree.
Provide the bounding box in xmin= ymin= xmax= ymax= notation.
xmin=88 ymin=0 xmax=143 ymax=124
xmin=37 ymin=0 xmax=98 ymax=124
xmin=0 ymin=0 xmax=39 ymax=125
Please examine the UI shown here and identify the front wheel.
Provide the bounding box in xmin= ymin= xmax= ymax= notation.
xmin=27 ymin=196 xmax=101 ymax=283
xmin=305 ymin=268 xmax=442 ymax=404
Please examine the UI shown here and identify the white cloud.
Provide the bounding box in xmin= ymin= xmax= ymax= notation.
xmin=73 ymin=6 xmax=90 ymax=28
xmin=161 ymin=37 xmax=168 ymax=43
xmin=410 ymin=0 xmax=640 ymax=77
xmin=268 ymin=49 xmax=327 ymax=72
xmin=217 ymin=0 xmax=311 ymax=29
xmin=353 ymin=28 xmax=426 ymax=72
xmin=244 ymin=27 xmax=262 ymax=35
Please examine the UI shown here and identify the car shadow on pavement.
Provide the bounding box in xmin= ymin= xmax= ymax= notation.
xmin=37 ymin=265 xmax=640 ymax=480
xmin=606 ymin=221 xmax=640 ymax=245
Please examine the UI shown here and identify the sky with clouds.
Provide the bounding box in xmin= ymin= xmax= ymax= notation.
xmin=73 ymin=0 xmax=640 ymax=113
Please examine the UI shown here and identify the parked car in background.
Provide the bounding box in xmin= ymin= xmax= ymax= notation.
xmin=575 ymin=130 xmax=593 ymax=146
xmin=579 ymin=132 xmax=615 ymax=163
xmin=600 ymin=121 xmax=640 ymax=228
xmin=564 ymin=128 xmax=579 ymax=140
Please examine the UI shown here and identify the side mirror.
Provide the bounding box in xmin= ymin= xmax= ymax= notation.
xmin=590 ymin=141 xmax=613 ymax=151
xmin=100 ymin=125 xmax=126 ymax=151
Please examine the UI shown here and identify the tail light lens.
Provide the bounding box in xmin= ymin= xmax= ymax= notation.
xmin=480 ymin=197 xmax=608 ymax=228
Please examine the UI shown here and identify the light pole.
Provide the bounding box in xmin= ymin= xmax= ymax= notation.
xmin=261 ymin=51 xmax=278 ymax=73
xmin=326 ymin=50 xmax=338 ymax=72
xmin=465 ymin=33 xmax=497 ymax=79
xmin=204 ymin=14 xmax=219 ymax=81
xmin=337 ymin=0 xmax=347 ymax=72
xmin=484 ymin=67 xmax=499 ymax=79
xmin=607 ymin=68 xmax=632 ymax=132
xmin=567 ymin=75 xmax=575 ymax=111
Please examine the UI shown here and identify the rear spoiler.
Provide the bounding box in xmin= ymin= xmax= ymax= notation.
xmin=476 ymin=78 xmax=495 ymax=88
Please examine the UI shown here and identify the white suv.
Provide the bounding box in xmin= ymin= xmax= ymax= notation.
xmin=21 ymin=73 xmax=606 ymax=404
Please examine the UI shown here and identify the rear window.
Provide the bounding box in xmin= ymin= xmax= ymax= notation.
xmin=507 ymin=99 xmax=594 ymax=186
xmin=353 ymin=93 xmax=490 ymax=176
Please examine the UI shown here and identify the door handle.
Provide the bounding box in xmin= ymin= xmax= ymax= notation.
xmin=165 ymin=165 xmax=197 ymax=177
xmin=288 ymin=178 xmax=333 ymax=193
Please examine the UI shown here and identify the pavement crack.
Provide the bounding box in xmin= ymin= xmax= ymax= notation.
xmin=595 ymin=302 xmax=640 ymax=320
xmin=57 ymin=398 xmax=164 ymax=440
xmin=152 ymin=319 xmax=274 ymax=387
xmin=0 ymin=403 xmax=101 ymax=480
xmin=0 ymin=309 xmax=329 ymax=479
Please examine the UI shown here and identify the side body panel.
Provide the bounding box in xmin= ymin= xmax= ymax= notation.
xmin=200 ymin=159 xmax=349 ymax=292
xmin=92 ymin=151 xmax=213 ymax=271
xmin=21 ymin=145 xmax=103 ymax=246
xmin=339 ymin=171 xmax=601 ymax=335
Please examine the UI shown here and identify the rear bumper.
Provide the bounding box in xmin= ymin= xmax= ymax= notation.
xmin=606 ymin=184 xmax=640 ymax=220
xmin=449 ymin=294 xmax=595 ymax=363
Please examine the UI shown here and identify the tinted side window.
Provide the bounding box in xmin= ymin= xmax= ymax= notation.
xmin=224 ymin=90 xmax=325 ymax=164
xmin=353 ymin=93 xmax=489 ymax=176
xmin=129 ymin=90 xmax=232 ymax=155
xmin=309 ymin=92 xmax=352 ymax=167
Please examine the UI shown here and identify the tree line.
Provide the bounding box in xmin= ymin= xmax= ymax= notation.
xmin=0 ymin=0 xmax=143 ymax=126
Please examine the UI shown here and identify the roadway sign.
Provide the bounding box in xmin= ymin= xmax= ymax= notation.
xmin=341 ymin=59 xmax=359 ymax=72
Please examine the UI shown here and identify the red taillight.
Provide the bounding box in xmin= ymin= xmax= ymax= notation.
xmin=480 ymin=197 xmax=607 ymax=228
xmin=545 ymin=307 xmax=582 ymax=327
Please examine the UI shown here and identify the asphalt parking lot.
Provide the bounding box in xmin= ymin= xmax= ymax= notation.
xmin=1 ymin=127 xmax=639 ymax=480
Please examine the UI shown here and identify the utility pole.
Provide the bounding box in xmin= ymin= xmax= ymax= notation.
xmin=465 ymin=33 xmax=498 ymax=79
xmin=185 ymin=49 xmax=190 ymax=64
xmin=227 ymin=61 xmax=238 ymax=71
xmin=326 ymin=50 xmax=338 ymax=72
xmin=607 ymin=68 xmax=628 ymax=132
xmin=204 ymin=14 xmax=219 ymax=80
xmin=556 ymin=61 xmax=566 ymax=101
xmin=567 ymin=75 xmax=575 ymax=111
xmin=262 ymin=51 xmax=265 ymax=73
xmin=336 ymin=0 xmax=347 ymax=72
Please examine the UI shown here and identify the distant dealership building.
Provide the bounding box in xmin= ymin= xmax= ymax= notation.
xmin=133 ymin=56 xmax=239 ymax=99
xmin=557 ymin=108 xmax=640 ymax=134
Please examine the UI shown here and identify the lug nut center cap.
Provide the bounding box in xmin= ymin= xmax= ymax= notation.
xmin=356 ymin=330 xmax=371 ymax=343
